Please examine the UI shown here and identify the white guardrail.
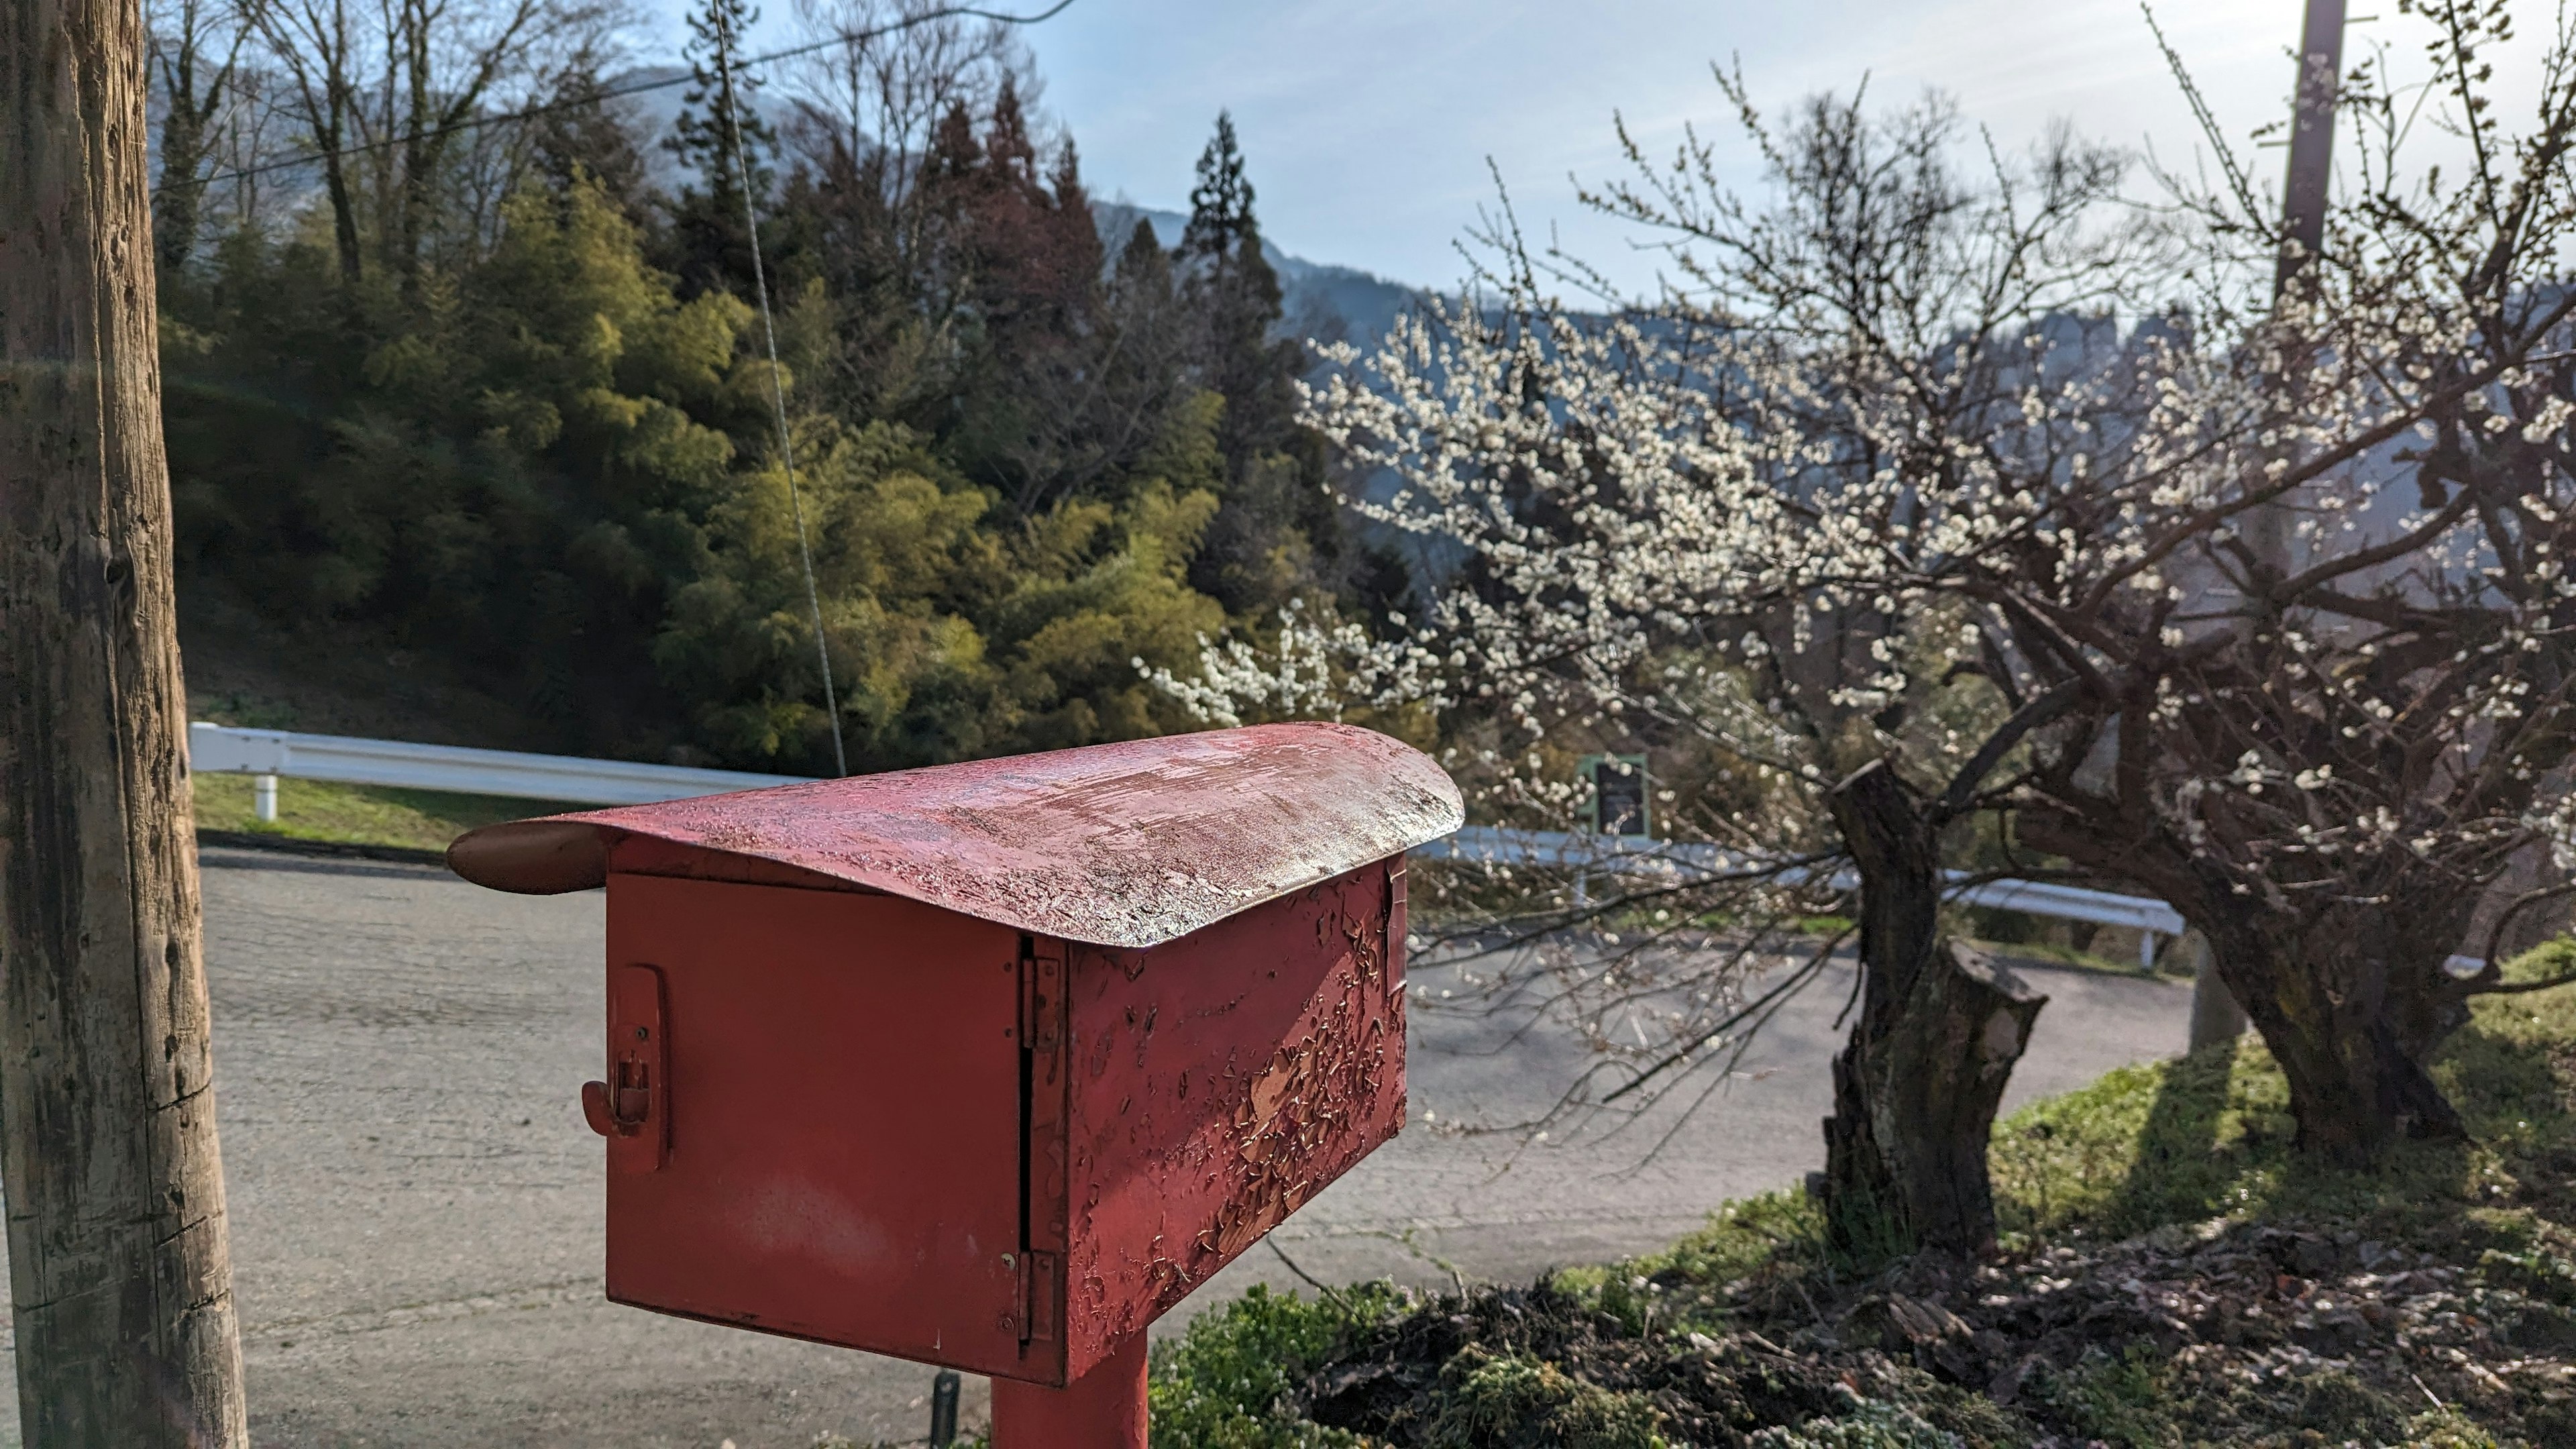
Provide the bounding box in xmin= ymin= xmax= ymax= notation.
xmin=1417 ymin=826 xmax=2184 ymax=965
xmin=187 ymin=723 xmax=808 ymax=813
xmin=189 ymin=723 xmax=2188 ymax=965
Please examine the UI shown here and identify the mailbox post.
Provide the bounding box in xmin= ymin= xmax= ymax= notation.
xmin=448 ymin=722 xmax=1461 ymax=1446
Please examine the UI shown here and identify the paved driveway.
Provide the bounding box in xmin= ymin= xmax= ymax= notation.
xmin=0 ymin=849 xmax=2190 ymax=1446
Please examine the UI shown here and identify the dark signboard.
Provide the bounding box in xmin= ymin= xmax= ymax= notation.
xmin=1582 ymin=754 xmax=1650 ymax=837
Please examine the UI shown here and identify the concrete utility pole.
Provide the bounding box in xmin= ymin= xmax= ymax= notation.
xmin=0 ymin=0 xmax=252 ymax=1440
xmin=2277 ymin=0 xmax=2348 ymax=297
xmin=2191 ymin=0 xmax=2351 ymax=1053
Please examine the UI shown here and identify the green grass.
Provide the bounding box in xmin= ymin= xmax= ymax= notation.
xmin=1615 ymin=941 xmax=2576 ymax=1282
xmin=1149 ymin=1283 xmax=1406 ymax=1448
xmin=1964 ymin=936 xmax=2182 ymax=981
xmin=1984 ymin=955 xmax=2576 ymax=1250
xmin=191 ymin=773 xmax=574 ymax=854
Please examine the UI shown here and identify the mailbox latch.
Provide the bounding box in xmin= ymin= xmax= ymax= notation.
xmin=582 ymin=963 xmax=669 ymax=1173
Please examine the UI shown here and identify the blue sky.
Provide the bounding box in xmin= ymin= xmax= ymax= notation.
xmin=667 ymin=2 xmax=2524 ymax=292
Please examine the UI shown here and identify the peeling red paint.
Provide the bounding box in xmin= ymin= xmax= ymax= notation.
xmin=1042 ymin=860 xmax=1409 ymax=1383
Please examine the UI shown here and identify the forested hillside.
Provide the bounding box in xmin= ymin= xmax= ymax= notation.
xmin=153 ymin=0 xmax=1407 ymax=773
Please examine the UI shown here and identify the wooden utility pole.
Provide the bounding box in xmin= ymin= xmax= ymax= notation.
xmin=0 ymin=0 xmax=252 ymax=1441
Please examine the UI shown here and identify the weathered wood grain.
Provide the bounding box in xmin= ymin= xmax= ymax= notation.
xmin=0 ymin=0 xmax=250 ymax=1439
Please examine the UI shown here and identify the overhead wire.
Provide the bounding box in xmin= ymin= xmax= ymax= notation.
xmin=708 ymin=3 xmax=847 ymax=775
xmin=199 ymin=0 xmax=1077 ymax=189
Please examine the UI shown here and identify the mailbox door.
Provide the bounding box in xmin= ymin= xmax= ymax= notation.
xmin=602 ymin=873 xmax=1026 ymax=1375
xmin=1052 ymin=856 xmax=1409 ymax=1381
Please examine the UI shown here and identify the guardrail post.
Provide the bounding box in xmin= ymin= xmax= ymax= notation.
xmin=253 ymin=774 xmax=278 ymax=824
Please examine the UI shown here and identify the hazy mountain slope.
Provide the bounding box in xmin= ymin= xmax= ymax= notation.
xmin=1094 ymin=201 xmax=1423 ymax=350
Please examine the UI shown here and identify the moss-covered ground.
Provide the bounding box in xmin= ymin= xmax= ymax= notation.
xmin=1136 ymin=943 xmax=2576 ymax=1448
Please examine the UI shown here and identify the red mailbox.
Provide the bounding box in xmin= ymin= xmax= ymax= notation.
xmin=446 ymin=722 xmax=1460 ymax=1444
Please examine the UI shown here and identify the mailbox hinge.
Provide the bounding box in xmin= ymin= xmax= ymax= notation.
xmin=1014 ymin=1248 xmax=1061 ymax=1346
xmin=1018 ymin=938 xmax=1065 ymax=1066
xmin=1020 ymin=939 xmax=1070 ymax=1248
xmin=1017 ymin=937 xmax=1069 ymax=1354
xmin=1385 ymin=857 xmax=1409 ymax=967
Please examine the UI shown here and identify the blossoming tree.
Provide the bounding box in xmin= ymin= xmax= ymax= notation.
xmin=2008 ymin=0 xmax=2576 ymax=1161
xmin=1161 ymin=1 xmax=2576 ymax=1242
xmin=1159 ymin=80 xmax=2169 ymax=1254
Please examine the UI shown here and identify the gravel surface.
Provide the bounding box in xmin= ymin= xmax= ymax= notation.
xmin=0 ymin=847 xmax=2191 ymax=1447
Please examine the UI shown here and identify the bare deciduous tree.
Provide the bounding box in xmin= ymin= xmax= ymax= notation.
xmin=788 ymin=0 xmax=1030 ymax=258
xmin=242 ymin=0 xmax=627 ymax=290
xmin=148 ymin=0 xmax=250 ymax=275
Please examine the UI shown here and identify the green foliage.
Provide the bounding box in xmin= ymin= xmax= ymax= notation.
xmin=2028 ymin=1344 xmax=2178 ymax=1448
xmin=656 ymin=415 xmax=1226 ymax=767
xmin=2404 ymin=1409 xmax=2513 ymax=1448
xmin=164 ymin=73 xmax=1371 ymax=773
xmin=1172 ymin=113 xmax=1345 ymax=619
xmin=169 ymin=178 xmax=760 ymax=747
xmin=1146 ymin=1283 xmax=1398 ymax=1449
xmin=1419 ymin=1345 xmax=1666 ymax=1448
xmin=655 ymin=421 xmax=1000 ymax=763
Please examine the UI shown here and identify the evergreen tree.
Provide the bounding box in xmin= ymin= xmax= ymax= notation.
xmin=663 ymin=0 xmax=776 ymax=299
xmin=1174 ymin=112 xmax=1342 ymax=615
xmin=1177 ymin=110 xmax=1291 ymax=471
xmin=530 ymin=68 xmax=658 ymax=229
xmin=1179 ymin=112 xmax=1258 ymax=262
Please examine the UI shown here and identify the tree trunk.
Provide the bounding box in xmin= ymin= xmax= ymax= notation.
xmin=2021 ymin=806 xmax=2479 ymax=1167
xmin=154 ymin=103 xmax=211 ymax=279
xmin=322 ymin=105 xmax=364 ymax=289
xmin=0 ymin=0 xmax=252 ymax=1441
xmin=396 ymin=0 xmax=430 ymax=301
xmin=1818 ymin=762 xmax=2048 ymax=1258
xmin=2201 ymin=903 xmax=2471 ymax=1165
xmin=152 ymin=76 xmax=214 ymax=280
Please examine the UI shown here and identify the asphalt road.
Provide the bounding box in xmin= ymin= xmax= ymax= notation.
xmin=0 ymin=849 xmax=2191 ymax=1446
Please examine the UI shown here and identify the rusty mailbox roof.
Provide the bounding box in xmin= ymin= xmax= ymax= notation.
xmin=445 ymin=722 xmax=1462 ymax=949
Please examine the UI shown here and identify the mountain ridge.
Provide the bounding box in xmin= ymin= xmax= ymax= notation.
xmin=1091 ymin=201 xmax=1422 ymax=349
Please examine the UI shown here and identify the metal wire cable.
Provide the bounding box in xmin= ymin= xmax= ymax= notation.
xmin=713 ymin=5 xmax=846 ymax=776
